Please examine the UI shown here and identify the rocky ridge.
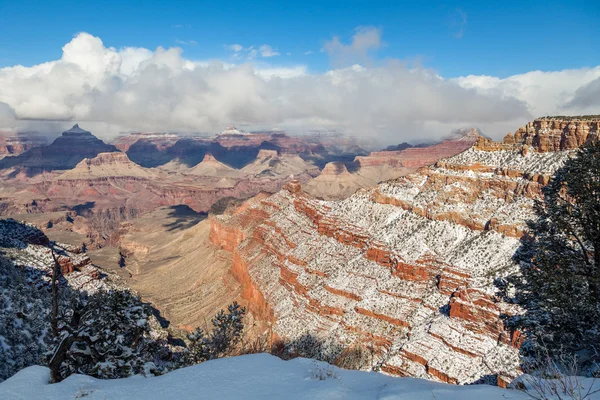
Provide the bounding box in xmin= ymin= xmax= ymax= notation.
xmin=0 ymin=124 xmax=118 ymax=172
xmin=304 ymin=129 xmax=480 ymax=200
xmin=0 ymin=218 xmax=109 ymax=294
xmin=207 ymin=118 xmax=585 ymax=386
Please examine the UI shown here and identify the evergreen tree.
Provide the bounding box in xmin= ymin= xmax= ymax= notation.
xmin=513 ymin=140 xmax=600 ymax=365
xmin=48 ymin=290 xmax=161 ymax=382
xmin=186 ymin=302 xmax=246 ymax=364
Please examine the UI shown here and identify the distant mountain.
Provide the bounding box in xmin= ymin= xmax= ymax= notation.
xmin=0 ymin=124 xmax=118 ymax=173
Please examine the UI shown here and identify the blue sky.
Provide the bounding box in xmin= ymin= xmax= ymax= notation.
xmin=0 ymin=0 xmax=599 ymax=141
xmin=0 ymin=0 xmax=598 ymax=77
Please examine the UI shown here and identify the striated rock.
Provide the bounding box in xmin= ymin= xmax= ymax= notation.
xmin=59 ymin=152 xmax=152 ymax=179
xmin=208 ymin=119 xmax=577 ymax=385
xmin=304 ymin=129 xmax=480 ymax=201
xmin=112 ymin=132 xmax=180 ymax=152
xmin=475 ymin=117 xmax=600 ymax=153
xmin=355 ymin=130 xmax=479 ymax=168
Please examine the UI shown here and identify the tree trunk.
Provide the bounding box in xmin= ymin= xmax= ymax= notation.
xmin=48 ymin=334 xmax=74 ymax=383
xmin=50 ymin=249 xmax=61 ymax=337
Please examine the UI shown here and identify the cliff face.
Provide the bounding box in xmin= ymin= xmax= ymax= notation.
xmin=476 ymin=117 xmax=599 ymax=153
xmin=303 ymin=131 xmax=479 ymax=201
xmin=0 ymin=132 xmax=48 ymax=159
xmin=355 ymin=132 xmax=478 ymax=168
xmin=0 ymin=218 xmax=104 ymax=286
xmin=209 ymin=120 xmax=576 ymax=386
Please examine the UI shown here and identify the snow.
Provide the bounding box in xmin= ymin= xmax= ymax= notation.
xmin=0 ymin=354 xmax=550 ymax=400
xmin=444 ymin=148 xmax=572 ymax=175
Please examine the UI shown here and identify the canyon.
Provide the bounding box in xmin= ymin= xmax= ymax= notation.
xmin=304 ymin=128 xmax=481 ymax=200
xmin=2 ymin=117 xmax=598 ymax=387
xmin=206 ymin=117 xmax=598 ymax=386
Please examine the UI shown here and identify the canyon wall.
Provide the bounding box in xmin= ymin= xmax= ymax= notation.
xmin=208 ymin=118 xmax=579 ymax=386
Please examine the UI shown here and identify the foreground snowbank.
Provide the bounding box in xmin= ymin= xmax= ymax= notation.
xmin=0 ymin=354 xmax=595 ymax=400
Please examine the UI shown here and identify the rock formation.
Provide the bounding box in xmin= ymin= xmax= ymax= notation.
xmin=0 ymin=132 xmax=48 ymax=159
xmin=189 ymin=153 xmax=243 ymax=178
xmin=59 ymin=152 xmax=153 ymax=179
xmin=0 ymin=218 xmax=105 ymax=287
xmin=208 ymin=118 xmax=578 ymax=386
xmin=475 ymin=117 xmax=599 ymax=153
xmin=241 ymin=149 xmax=320 ymax=179
xmin=0 ymin=124 xmax=118 ymax=172
xmin=304 ymin=129 xmax=481 ymax=200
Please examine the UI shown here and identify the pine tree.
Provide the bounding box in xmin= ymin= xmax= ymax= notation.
xmin=48 ymin=290 xmax=160 ymax=382
xmin=185 ymin=302 xmax=246 ymax=364
xmin=513 ymin=139 xmax=600 ymax=365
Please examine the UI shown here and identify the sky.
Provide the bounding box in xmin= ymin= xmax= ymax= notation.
xmin=0 ymin=0 xmax=598 ymax=143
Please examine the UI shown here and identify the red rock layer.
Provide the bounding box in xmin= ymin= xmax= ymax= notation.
xmin=355 ymin=136 xmax=477 ymax=168
xmin=476 ymin=117 xmax=600 ymax=153
xmin=210 ymin=179 xmax=523 ymax=384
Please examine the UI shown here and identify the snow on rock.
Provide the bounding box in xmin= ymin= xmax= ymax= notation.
xmin=0 ymin=218 xmax=116 ymax=382
xmin=0 ymin=354 xmax=541 ymax=400
xmin=209 ymin=122 xmax=577 ymax=386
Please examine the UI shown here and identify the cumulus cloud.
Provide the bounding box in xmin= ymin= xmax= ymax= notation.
xmin=323 ymin=26 xmax=383 ymax=68
xmin=0 ymin=102 xmax=17 ymax=130
xmin=454 ymin=66 xmax=600 ymax=119
xmin=564 ymin=77 xmax=600 ymax=112
xmin=0 ymin=32 xmax=597 ymax=144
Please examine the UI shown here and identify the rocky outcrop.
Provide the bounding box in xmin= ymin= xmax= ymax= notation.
xmin=188 ymin=153 xmax=241 ymax=178
xmin=0 ymin=124 xmax=118 ymax=172
xmin=355 ymin=130 xmax=479 ymax=168
xmin=59 ymin=152 xmax=153 ymax=179
xmin=113 ymin=133 xmax=180 ymax=152
xmin=475 ymin=117 xmax=600 ymax=153
xmin=209 ymin=120 xmax=575 ymax=385
xmin=0 ymin=132 xmax=48 ymax=159
xmin=320 ymin=162 xmax=351 ymax=176
xmin=0 ymin=218 xmax=100 ymax=283
xmin=304 ymin=131 xmax=479 ymax=200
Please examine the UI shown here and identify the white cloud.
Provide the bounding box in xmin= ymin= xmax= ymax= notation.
xmin=0 ymin=102 xmax=17 ymax=130
xmin=564 ymin=77 xmax=600 ymax=112
xmin=175 ymin=39 xmax=198 ymax=46
xmin=304 ymin=51 xmax=313 ymax=55
xmin=259 ymin=45 xmax=280 ymax=57
xmin=323 ymin=26 xmax=382 ymax=67
xmin=0 ymin=32 xmax=597 ymax=144
xmin=255 ymin=66 xmax=307 ymax=80
xmin=454 ymin=66 xmax=600 ymax=119
xmin=226 ymin=44 xmax=280 ymax=59
xmin=226 ymin=44 xmax=243 ymax=52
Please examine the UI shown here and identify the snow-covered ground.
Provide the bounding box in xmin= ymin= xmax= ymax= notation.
xmin=3 ymin=354 xmax=597 ymax=400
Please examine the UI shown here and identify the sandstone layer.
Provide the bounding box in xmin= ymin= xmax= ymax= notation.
xmin=208 ymin=119 xmax=576 ymax=385
xmin=304 ymin=129 xmax=480 ymax=200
